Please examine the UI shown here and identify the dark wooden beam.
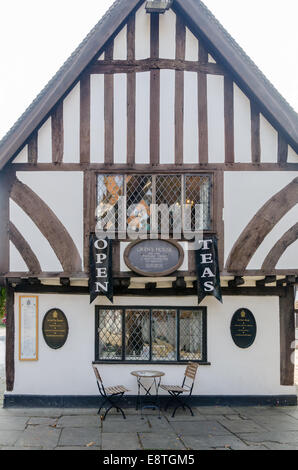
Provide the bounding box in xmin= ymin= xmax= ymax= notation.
xmin=150 ymin=14 xmax=160 ymax=166
xmin=173 ymin=277 xmax=187 ymax=289
xmin=256 ymin=276 xmax=276 ymax=287
xmin=228 ymin=276 xmax=244 ymax=288
xmin=5 ymin=285 xmax=15 ymax=392
xmin=60 ymin=277 xmax=70 ymax=287
xmin=224 ymin=76 xmax=234 ymax=164
xmin=89 ymin=59 xmax=225 ymax=75
xmin=279 ymin=286 xmax=295 ymax=385
xmin=51 ymin=102 xmax=64 ymax=164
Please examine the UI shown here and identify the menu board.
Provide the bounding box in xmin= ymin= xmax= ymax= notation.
xmin=19 ymin=296 xmax=38 ymax=361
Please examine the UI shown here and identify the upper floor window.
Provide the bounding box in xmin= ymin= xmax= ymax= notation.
xmin=96 ymin=174 xmax=212 ymax=237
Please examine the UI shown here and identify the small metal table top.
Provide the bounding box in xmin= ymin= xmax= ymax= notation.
xmin=130 ymin=370 xmax=165 ymax=418
xmin=131 ymin=370 xmax=165 ymax=378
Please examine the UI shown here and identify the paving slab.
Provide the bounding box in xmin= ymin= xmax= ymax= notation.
xmin=58 ymin=427 xmax=100 ymax=447
xmin=196 ymin=406 xmax=238 ymax=415
xmin=101 ymin=416 xmax=151 ymax=433
xmin=239 ymin=431 xmax=298 ymax=446
xmin=56 ymin=415 xmax=101 ymax=428
xmin=170 ymin=419 xmax=232 ymax=436
xmin=139 ymin=432 xmax=185 ymax=450
xmin=102 ymin=433 xmax=141 ymax=450
xmin=27 ymin=417 xmax=58 ymax=426
xmin=181 ymin=434 xmax=252 ymax=451
xmin=147 ymin=416 xmax=174 ymax=432
xmin=0 ymin=430 xmax=23 ymax=446
xmin=0 ymin=416 xmax=29 ymax=430
xmin=15 ymin=425 xmax=61 ymax=449
xmin=217 ymin=417 xmax=267 ymax=434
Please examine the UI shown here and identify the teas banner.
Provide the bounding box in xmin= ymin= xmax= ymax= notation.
xmin=195 ymin=236 xmax=222 ymax=304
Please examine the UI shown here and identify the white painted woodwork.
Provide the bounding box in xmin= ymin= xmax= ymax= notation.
xmin=12 ymin=146 xmax=28 ymax=164
xmin=159 ymin=8 xmax=176 ymax=59
xmin=9 ymin=199 xmax=62 ymax=272
xmin=16 ymin=171 xmax=84 ymax=267
xmin=113 ymin=25 xmax=127 ymax=60
xmin=234 ymin=84 xmax=252 ymax=163
xmin=224 ymin=172 xmax=298 ymax=267
xmin=9 ymin=241 xmax=28 ymax=272
xmin=185 ymin=27 xmax=199 ymax=61
xmin=135 ymin=72 xmax=150 ymax=164
xmin=183 ymin=71 xmax=199 ymax=163
xmin=63 ymin=83 xmax=80 ymax=163
xmin=288 ymin=145 xmax=298 ymax=163
xmin=247 ymin=205 xmax=298 ymax=269
xmin=10 ymin=293 xmax=295 ymax=397
xmin=160 ymin=70 xmax=175 ymax=164
xmin=90 ymin=74 xmax=105 ymax=163
xmin=114 ymin=74 xmax=127 ymax=164
xmin=260 ymin=114 xmax=278 ymax=162
xmin=97 ymin=53 xmax=105 ymax=61
xmin=207 ymin=75 xmax=225 ymax=163
xmin=37 ymin=118 xmax=52 ymax=163
xmin=135 ymin=3 xmax=151 ymax=60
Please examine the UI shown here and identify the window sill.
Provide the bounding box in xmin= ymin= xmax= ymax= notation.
xmin=93 ymin=361 xmax=211 ymax=365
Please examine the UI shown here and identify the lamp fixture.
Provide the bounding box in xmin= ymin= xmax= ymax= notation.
xmin=145 ymin=0 xmax=173 ymax=14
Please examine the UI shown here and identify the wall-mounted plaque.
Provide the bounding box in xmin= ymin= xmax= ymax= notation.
xmin=19 ymin=296 xmax=39 ymax=361
xmin=124 ymin=239 xmax=184 ymax=277
xmin=42 ymin=309 xmax=69 ymax=350
xmin=231 ymin=308 xmax=257 ymax=349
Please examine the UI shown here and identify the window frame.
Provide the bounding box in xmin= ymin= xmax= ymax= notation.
xmin=96 ymin=173 xmax=214 ymax=235
xmin=94 ymin=306 xmax=208 ymax=364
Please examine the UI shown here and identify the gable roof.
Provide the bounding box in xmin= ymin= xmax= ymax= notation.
xmin=0 ymin=0 xmax=297 ymax=169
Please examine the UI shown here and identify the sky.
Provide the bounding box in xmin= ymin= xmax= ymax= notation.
xmin=0 ymin=0 xmax=297 ymax=140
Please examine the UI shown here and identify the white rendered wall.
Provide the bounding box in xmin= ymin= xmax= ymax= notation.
xmin=234 ymin=84 xmax=251 ymax=163
xmin=90 ymin=74 xmax=105 ymax=163
xmin=207 ymin=75 xmax=225 ymax=163
xmin=8 ymin=293 xmax=295 ymax=397
xmin=185 ymin=28 xmax=199 ymax=61
xmin=260 ymin=114 xmax=278 ymax=163
xmin=63 ymin=83 xmax=80 ymax=164
xmin=37 ymin=118 xmax=52 ymax=163
xmin=288 ymin=146 xmax=298 ymax=163
xmin=184 ymin=72 xmax=199 ymax=164
xmin=224 ymin=172 xmax=298 ymax=267
xmin=13 ymin=146 xmax=28 ymax=164
xmin=135 ymin=3 xmax=151 ymax=60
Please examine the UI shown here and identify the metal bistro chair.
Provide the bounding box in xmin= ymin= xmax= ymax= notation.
xmin=160 ymin=362 xmax=199 ymax=417
xmin=92 ymin=364 xmax=129 ymax=421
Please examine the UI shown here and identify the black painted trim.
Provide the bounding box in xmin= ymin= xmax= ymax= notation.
xmin=4 ymin=394 xmax=297 ymax=408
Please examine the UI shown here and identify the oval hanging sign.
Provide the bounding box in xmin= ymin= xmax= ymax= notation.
xmin=230 ymin=308 xmax=257 ymax=349
xmin=42 ymin=309 xmax=69 ymax=350
xmin=124 ymin=239 xmax=184 ymax=277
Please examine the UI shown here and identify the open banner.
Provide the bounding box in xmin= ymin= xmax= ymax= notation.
xmin=195 ymin=236 xmax=222 ymax=304
xmin=89 ymin=235 xmax=113 ymax=304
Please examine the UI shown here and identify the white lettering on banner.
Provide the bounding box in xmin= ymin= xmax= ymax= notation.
xmin=96 ymin=253 xmax=107 ymax=263
xmin=95 ymin=281 xmax=108 ymax=293
xmin=201 ymin=267 xmax=215 ymax=278
xmin=95 ymin=238 xmax=109 ymax=293
xmin=204 ymin=281 xmax=215 ymax=291
xmin=94 ymin=239 xmax=108 ymax=250
xmin=200 ymin=253 xmax=213 ymax=264
xmin=96 ymin=268 xmax=107 ymax=277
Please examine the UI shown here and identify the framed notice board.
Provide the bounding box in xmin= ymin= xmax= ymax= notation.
xmin=19 ymin=296 xmax=39 ymax=361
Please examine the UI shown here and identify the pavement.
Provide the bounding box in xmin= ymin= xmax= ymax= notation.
xmin=1 ymin=327 xmax=298 ymax=450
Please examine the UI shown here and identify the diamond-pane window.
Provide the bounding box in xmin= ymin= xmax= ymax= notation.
xmin=126 ymin=176 xmax=152 ymax=233
xmin=97 ymin=175 xmax=124 ymax=232
xmin=125 ymin=309 xmax=150 ymax=360
xmin=179 ymin=310 xmax=204 ymax=361
xmin=185 ymin=175 xmax=211 ymax=231
xmin=152 ymin=309 xmax=177 ymax=361
xmin=96 ymin=307 xmax=207 ymax=363
xmin=98 ymin=309 xmax=123 ymax=360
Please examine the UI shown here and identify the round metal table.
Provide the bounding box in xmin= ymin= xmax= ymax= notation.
xmin=131 ymin=370 xmax=165 ymax=419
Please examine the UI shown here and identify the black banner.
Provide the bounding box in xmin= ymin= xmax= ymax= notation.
xmin=195 ymin=236 xmax=222 ymax=304
xmin=89 ymin=234 xmax=113 ymax=304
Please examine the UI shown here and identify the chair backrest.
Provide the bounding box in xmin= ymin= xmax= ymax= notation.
xmin=183 ymin=362 xmax=199 ymax=391
xmin=92 ymin=364 xmax=106 ymax=395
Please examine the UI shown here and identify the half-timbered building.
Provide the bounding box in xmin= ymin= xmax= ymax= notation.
xmin=0 ymin=0 xmax=298 ymax=407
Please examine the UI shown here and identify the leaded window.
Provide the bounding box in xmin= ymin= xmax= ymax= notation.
xmin=95 ymin=307 xmax=207 ymax=363
xmin=96 ymin=174 xmax=212 ymax=234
